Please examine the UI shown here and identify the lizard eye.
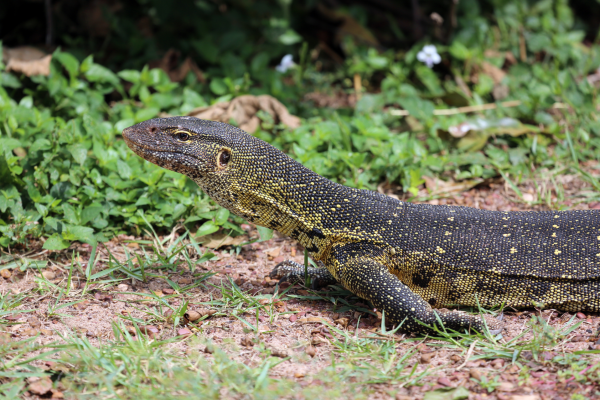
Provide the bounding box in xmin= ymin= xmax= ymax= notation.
xmin=175 ymin=132 xmax=190 ymax=141
xmin=218 ymin=149 xmax=231 ymax=167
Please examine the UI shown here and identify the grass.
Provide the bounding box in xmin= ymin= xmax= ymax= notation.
xmin=2 ymin=242 xmax=600 ymax=399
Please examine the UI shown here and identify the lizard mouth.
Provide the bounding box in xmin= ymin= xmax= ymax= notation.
xmin=122 ymin=131 xmax=205 ymax=175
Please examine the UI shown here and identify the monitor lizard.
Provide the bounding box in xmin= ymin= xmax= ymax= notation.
xmin=123 ymin=116 xmax=600 ymax=334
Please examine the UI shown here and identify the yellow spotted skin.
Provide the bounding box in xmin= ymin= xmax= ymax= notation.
xmin=123 ymin=117 xmax=600 ymax=334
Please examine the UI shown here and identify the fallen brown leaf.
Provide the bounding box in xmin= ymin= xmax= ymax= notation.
xmin=3 ymin=46 xmax=51 ymax=76
xmin=28 ymin=316 xmax=41 ymax=328
xmin=316 ymin=4 xmax=379 ymax=47
xmin=420 ymin=353 xmax=434 ymax=364
xmin=187 ymin=95 xmax=300 ymax=133
xmin=469 ymin=368 xmax=484 ymax=380
xmin=481 ymin=61 xmax=506 ymax=84
xmin=241 ymin=334 xmax=254 ymax=347
xmin=299 ymin=317 xmax=325 ymax=324
xmin=184 ymin=310 xmax=202 ymax=322
xmin=28 ymin=377 xmax=53 ymax=395
xmin=42 ymin=270 xmax=56 ymax=280
xmin=149 ymin=49 xmax=205 ymax=83
xmin=497 ymin=381 xmax=516 ymax=392
xmin=270 ymin=348 xmax=289 ymax=358
xmin=198 ymin=232 xmax=249 ymax=249
xmin=423 ymin=176 xmax=483 ymax=196
xmin=265 ymin=247 xmax=281 ymax=258
xmin=177 ymin=328 xmax=193 ymax=338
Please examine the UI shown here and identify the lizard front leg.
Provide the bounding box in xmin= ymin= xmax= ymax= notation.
xmin=337 ymin=255 xmax=503 ymax=335
xmin=269 ymin=260 xmax=338 ymax=289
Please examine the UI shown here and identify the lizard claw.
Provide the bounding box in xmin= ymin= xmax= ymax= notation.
xmin=483 ymin=314 xmax=504 ymax=336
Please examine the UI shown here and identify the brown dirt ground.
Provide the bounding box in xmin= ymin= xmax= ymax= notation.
xmin=2 ymin=168 xmax=600 ymax=400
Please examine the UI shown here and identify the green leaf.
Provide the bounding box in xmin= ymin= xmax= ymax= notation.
xmin=115 ymin=119 xmax=135 ymax=133
xmin=43 ymin=234 xmax=70 ymax=250
xmin=449 ymin=41 xmax=471 ymax=60
xmin=68 ymin=143 xmax=88 ymax=166
xmin=85 ymin=63 xmax=119 ymax=85
xmin=423 ymin=386 xmax=469 ymax=400
xmin=257 ymin=226 xmax=273 ymax=242
xmin=215 ymin=208 xmax=230 ymax=225
xmin=415 ymin=65 xmax=443 ymax=96
xmin=54 ymin=51 xmax=79 ymax=78
xmin=1 ymin=138 xmax=22 ymax=153
xmin=1 ymin=72 xmax=22 ymax=88
xmin=29 ymin=139 xmax=52 ymax=154
xmin=82 ymin=206 xmax=103 ymax=224
xmin=397 ymin=96 xmax=434 ymax=122
xmin=117 ymin=160 xmax=132 ymax=179
xmin=196 ymin=221 xmax=219 ymax=237
xmin=62 ymin=203 xmax=80 ymax=225
xmin=63 ymin=225 xmax=96 ymax=244
xmin=80 ymin=55 xmax=93 ymax=73
xmin=135 ymin=107 xmax=159 ymax=122
xmin=209 ymin=78 xmax=228 ymax=96
xmin=118 ymin=70 xmax=141 ymax=83
xmin=279 ymin=29 xmax=302 ymax=45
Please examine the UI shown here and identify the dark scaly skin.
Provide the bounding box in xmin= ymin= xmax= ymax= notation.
xmin=123 ymin=117 xmax=600 ymax=335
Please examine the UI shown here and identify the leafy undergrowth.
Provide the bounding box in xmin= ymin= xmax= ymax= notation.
xmin=2 ymin=182 xmax=600 ymax=400
xmin=1 ymin=1 xmax=600 ymax=253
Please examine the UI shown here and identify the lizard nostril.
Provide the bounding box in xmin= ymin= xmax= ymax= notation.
xmin=149 ymin=126 xmax=158 ymax=134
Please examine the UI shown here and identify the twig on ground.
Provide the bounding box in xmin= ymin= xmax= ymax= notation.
xmin=389 ymin=101 xmax=567 ymax=116
xmin=456 ymin=339 xmax=478 ymax=371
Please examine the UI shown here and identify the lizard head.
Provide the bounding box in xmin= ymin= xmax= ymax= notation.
xmin=122 ymin=116 xmax=291 ymax=217
xmin=122 ymin=116 xmax=244 ymax=184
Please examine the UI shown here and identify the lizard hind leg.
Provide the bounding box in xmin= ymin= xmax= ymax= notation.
xmin=269 ymin=260 xmax=338 ymax=290
xmin=338 ymin=256 xmax=503 ymax=335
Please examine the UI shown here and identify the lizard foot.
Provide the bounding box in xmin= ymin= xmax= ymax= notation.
xmin=269 ymin=260 xmax=337 ymax=290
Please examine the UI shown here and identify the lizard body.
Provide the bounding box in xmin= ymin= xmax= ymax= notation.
xmin=123 ymin=117 xmax=600 ymax=334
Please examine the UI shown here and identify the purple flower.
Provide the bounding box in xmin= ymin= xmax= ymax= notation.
xmin=417 ymin=45 xmax=441 ymax=68
xmin=276 ymin=54 xmax=295 ymax=73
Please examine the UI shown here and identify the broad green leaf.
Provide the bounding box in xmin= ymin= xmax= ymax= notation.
xmin=82 ymin=206 xmax=103 ymax=224
xmin=85 ymin=63 xmax=119 ymax=85
xmin=116 ymin=160 xmax=132 ymax=179
xmin=54 ymin=51 xmax=79 ymax=78
xmin=397 ymin=96 xmax=434 ymax=122
xmin=118 ymin=70 xmax=141 ymax=83
xmin=423 ymin=386 xmax=469 ymax=400
xmin=68 ymin=143 xmax=88 ymax=166
xmin=43 ymin=234 xmax=70 ymax=250
xmin=63 ymin=225 xmax=96 ymax=244
xmin=278 ymin=29 xmax=302 ymax=45
xmin=209 ymin=78 xmax=228 ymax=96
xmin=215 ymin=208 xmax=230 ymax=225
xmin=257 ymin=226 xmax=273 ymax=242
xmin=449 ymin=41 xmax=471 ymax=60
xmin=196 ymin=221 xmax=219 ymax=237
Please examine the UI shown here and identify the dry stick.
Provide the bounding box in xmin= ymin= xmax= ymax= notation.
xmin=456 ymin=339 xmax=478 ymax=371
xmin=389 ymin=100 xmax=567 ymax=117
xmin=353 ymin=73 xmax=362 ymax=101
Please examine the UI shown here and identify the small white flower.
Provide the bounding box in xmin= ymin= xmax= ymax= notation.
xmin=417 ymin=45 xmax=441 ymax=68
xmin=276 ymin=54 xmax=295 ymax=73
